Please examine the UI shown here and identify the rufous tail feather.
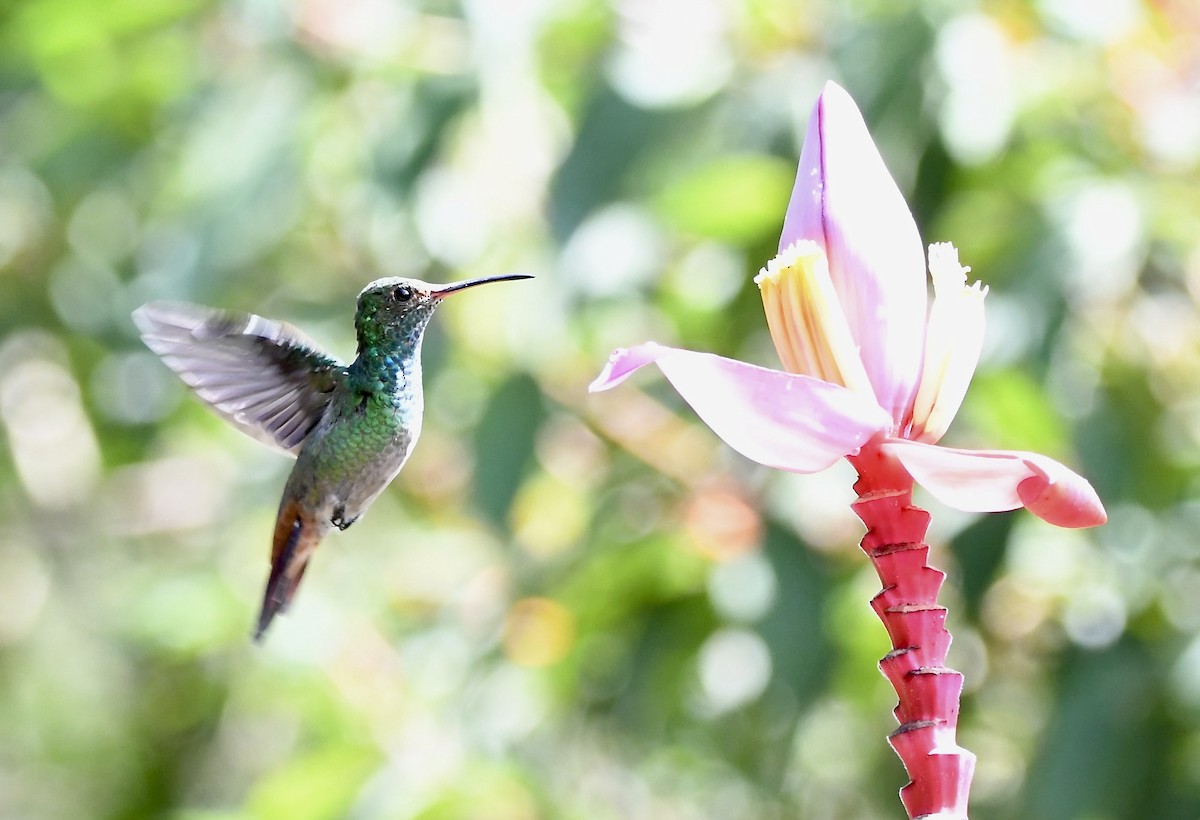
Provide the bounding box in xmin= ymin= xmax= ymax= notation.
xmin=255 ymin=500 xmax=322 ymax=640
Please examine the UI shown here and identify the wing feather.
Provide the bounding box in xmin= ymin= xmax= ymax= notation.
xmin=133 ymin=301 xmax=345 ymax=455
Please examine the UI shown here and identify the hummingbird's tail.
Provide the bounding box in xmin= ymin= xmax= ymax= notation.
xmin=255 ymin=500 xmax=324 ymax=641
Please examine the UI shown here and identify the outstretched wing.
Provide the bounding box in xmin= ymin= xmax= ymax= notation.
xmin=133 ymin=301 xmax=345 ymax=455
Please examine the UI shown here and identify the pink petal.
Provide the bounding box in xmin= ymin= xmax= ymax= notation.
xmin=590 ymin=342 xmax=891 ymax=473
xmin=781 ymin=81 xmax=928 ymax=427
xmin=881 ymin=439 xmax=1107 ymax=528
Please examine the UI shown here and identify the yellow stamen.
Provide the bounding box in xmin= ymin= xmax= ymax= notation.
xmin=754 ymin=241 xmax=872 ymax=394
xmin=911 ymin=242 xmax=987 ymax=443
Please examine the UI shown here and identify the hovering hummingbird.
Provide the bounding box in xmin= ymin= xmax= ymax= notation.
xmin=133 ymin=273 xmax=532 ymax=639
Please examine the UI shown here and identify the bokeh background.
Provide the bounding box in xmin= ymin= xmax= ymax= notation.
xmin=1 ymin=0 xmax=1198 ymax=817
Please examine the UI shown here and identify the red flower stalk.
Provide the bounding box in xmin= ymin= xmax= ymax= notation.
xmin=851 ymin=439 xmax=973 ymax=818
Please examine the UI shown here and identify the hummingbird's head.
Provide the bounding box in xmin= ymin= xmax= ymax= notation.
xmin=355 ymin=273 xmax=533 ymax=349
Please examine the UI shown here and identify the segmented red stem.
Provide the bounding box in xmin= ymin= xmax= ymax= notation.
xmin=847 ymin=440 xmax=975 ymax=820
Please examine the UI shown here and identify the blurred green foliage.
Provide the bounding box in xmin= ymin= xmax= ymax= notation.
xmin=1 ymin=0 xmax=1199 ymax=818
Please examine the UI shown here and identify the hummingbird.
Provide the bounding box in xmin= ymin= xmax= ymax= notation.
xmin=133 ymin=273 xmax=532 ymax=639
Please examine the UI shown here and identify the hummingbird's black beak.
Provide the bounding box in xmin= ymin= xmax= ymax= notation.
xmin=431 ymin=273 xmax=534 ymax=299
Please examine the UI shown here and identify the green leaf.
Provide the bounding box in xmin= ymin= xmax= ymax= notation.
xmin=472 ymin=373 xmax=545 ymax=528
xmin=246 ymin=745 xmax=378 ymax=820
xmin=958 ymin=368 xmax=1068 ymax=456
xmin=656 ymin=155 xmax=794 ymax=245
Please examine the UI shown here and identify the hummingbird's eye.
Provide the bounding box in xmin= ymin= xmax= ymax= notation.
xmin=392 ymin=285 xmax=414 ymax=303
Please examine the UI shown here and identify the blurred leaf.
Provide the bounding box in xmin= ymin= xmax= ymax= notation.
xmin=247 ymin=745 xmax=378 ymax=820
xmin=536 ymin=0 xmax=614 ymax=115
xmin=125 ymin=574 xmax=247 ymax=654
xmin=655 ymin=155 xmax=793 ymax=245
xmin=948 ymin=510 xmax=1013 ymax=620
xmin=374 ymin=76 xmax=478 ymax=194
xmin=958 ymin=368 xmax=1068 ymax=456
xmin=13 ymin=0 xmax=204 ymax=115
xmin=415 ymin=763 xmax=544 ymax=820
xmin=1019 ymin=642 xmax=1162 ymax=820
xmin=549 ymin=84 xmax=699 ymax=241
xmin=617 ymin=594 xmax=716 ymax=731
xmin=472 ymin=373 xmax=545 ymax=528
xmin=757 ymin=523 xmax=833 ymax=702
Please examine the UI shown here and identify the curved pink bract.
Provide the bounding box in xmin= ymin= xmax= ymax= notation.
xmin=881 ymin=439 xmax=1107 ymax=528
xmin=590 ymin=342 xmax=891 ymax=473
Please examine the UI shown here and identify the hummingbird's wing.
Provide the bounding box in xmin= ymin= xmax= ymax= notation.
xmin=133 ymin=301 xmax=345 ymax=455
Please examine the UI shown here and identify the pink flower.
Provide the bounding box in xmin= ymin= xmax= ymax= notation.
xmin=590 ymin=81 xmax=1105 ymax=530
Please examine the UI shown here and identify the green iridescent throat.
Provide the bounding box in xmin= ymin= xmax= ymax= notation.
xmin=348 ymin=301 xmax=436 ymax=404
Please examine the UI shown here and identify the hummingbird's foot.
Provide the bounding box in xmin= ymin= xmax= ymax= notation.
xmin=330 ymin=505 xmax=357 ymax=531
